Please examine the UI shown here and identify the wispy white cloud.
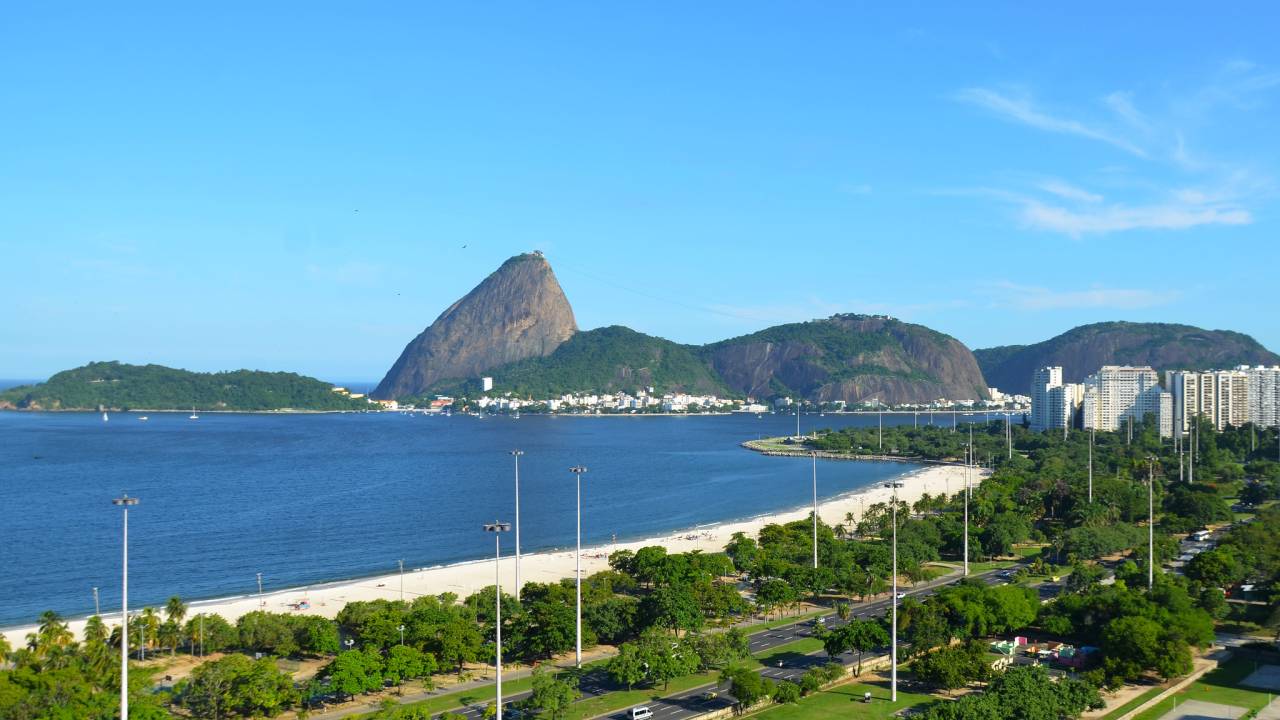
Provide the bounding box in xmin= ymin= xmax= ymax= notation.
xmin=954 ymin=87 xmax=1147 ymax=157
xmin=1038 ymin=179 xmax=1103 ymax=203
xmin=987 ymin=281 xmax=1179 ymax=311
xmin=1105 ymin=91 xmax=1150 ymax=132
xmin=1018 ymin=199 xmax=1251 ymax=236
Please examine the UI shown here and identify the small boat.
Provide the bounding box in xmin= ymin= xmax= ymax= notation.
xmin=102 ymin=412 xmax=109 ymax=422
xmin=189 ymin=406 xmax=199 ymax=420
xmin=138 ymin=416 xmax=149 ymax=421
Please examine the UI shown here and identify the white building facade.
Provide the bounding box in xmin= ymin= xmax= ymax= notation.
xmin=1081 ymin=365 xmax=1171 ymax=438
xmin=1030 ymin=366 xmax=1082 ymax=432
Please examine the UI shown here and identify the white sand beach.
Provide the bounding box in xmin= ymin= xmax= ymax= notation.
xmin=0 ymin=463 xmax=986 ymax=646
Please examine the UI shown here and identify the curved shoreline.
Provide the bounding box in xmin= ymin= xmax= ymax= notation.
xmin=0 ymin=461 xmax=987 ymax=645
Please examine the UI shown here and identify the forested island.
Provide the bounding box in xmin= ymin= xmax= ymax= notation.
xmin=0 ymin=361 xmax=373 ymax=412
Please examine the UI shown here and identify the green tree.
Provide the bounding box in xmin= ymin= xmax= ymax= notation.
xmin=606 ymin=642 xmax=647 ymax=690
xmin=384 ymin=644 xmax=435 ymax=687
xmin=164 ymin=596 xmax=188 ymax=655
xmin=773 ymin=680 xmax=802 ymax=704
xmin=641 ymin=584 xmax=703 ymax=636
xmin=721 ymin=665 xmax=774 ymax=708
xmin=527 ymin=665 xmax=581 ymax=720
xmin=325 ymin=649 xmax=384 ymax=700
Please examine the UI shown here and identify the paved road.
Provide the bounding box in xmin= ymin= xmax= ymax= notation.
xmin=316 ymin=564 xmax=1021 ymax=720
xmin=596 ymin=565 xmax=1020 ymax=720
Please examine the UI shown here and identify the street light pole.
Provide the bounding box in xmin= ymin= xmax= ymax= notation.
xmin=93 ymin=586 xmax=100 ymax=617
xmin=511 ymin=450 xmax=524 ymax=601
xmin=484 ymin=522 xmax=511 ymax=720
xmin=879 ymin=411 xmax=883 ymax=451
xmin=568 ymin=465 xmax=588 ymax=667
xmin=963 ymin=443 xmax=970 ymax=577
xmin=257 ymin=572 xmax=264 ymax=607
xmin=811 ymin=452 xmax=818 ymax=570
xmin=112 ymin=494 xmax=139 ymax=720
xmin=399 ymin=559 xmax=405 ymax=603
xmin=884 ymin=480 xmax=904 ymax=703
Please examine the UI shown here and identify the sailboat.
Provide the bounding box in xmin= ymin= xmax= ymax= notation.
xmin=102 ymin=412 xmax=109 ymax=422
xmin=189 ymin=406 xmax=199 ymax=420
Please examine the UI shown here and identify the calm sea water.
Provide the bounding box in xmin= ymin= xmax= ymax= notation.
xmin=0 ymin=410 xmax=978 ymax=626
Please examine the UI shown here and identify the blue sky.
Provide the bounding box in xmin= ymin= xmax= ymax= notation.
xmin=3 ymin=3 xmax=1279 ymax=381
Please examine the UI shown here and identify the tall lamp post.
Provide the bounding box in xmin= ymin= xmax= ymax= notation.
xmin=963 ymin=443 xmax=970 ymax=577
xmin=810 ymin=452 xmax=818 ymax=570
xmin=399 ymin=559 xmax=405 ymax=603
xmin=511 ymin=450 xmax=524 ymax=601
xmin=112 ymin=494 xmax=139 ymax=720
xmin=884 ymin=480 xmax=904 ymax=702
xmin=568 ymin=465 xmax=588 ymax=667
xmin=484 ymin=521 xmax=511 ymax=720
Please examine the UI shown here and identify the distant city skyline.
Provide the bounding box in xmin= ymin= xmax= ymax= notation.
xmin=3 ymin=4 xmax=1279 ymax=379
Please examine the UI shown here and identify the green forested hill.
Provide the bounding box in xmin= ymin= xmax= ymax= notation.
xmin=0 ymin=362 xmax=372 ymax=411
xmin=424 ymin=326 xmax=734 ymax=398
xmin=974 ymin=322 xmax=1280 ymax=394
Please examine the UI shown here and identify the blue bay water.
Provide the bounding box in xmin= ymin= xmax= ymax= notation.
xmin=0 ymin=410 xmax=972 ymax=627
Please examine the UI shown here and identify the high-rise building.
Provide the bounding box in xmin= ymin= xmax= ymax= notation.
xmin=1030 ymin=366 xmax=1081 ymax=432
xmin=1240 ymin=365 xmax=1280 ymax=428
xmin=1168 ymin=369 xmax=1252 ymax=433
xmin=1081 ymin=365 xmax=1171 ymax=438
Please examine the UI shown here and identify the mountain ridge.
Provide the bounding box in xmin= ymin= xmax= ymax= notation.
xmin=974 ymin=321 xmax=1280 ymax=394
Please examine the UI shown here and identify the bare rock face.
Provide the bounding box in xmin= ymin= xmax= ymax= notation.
xmin=373 ymin=253 xmax=576 ymax=399
xmin=705 ymin=314 xmax=990 ymax=405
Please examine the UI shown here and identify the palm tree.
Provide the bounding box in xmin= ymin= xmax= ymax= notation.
xmin=165 ymin=596 xmax=187 ymax=655
xmin=140 ymin=607 xmax=160 ymax=657
xmin=835 ymin=602 xmax=851 ymax=622
xmin=33 ymin=610 xmax=72 ymax=657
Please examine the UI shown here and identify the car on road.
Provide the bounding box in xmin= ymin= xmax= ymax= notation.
xmin=701 ymin=691 xmax=719 ymax=701
xmin=895 ymin=592 xmax=906 ymax=599
xmin=631 ymin=707 xmax=653 ymax=720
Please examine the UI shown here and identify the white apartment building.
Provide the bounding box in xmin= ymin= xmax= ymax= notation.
xmin=1241 ymin=365 xmax=1280 ymax=428
xmin=1168 ymin=369 xmax=1252 ymax=433
xmin=1081 ymin=365 xmax=1172 ymax=438
xmin=1030 ymin=366 xmax=1082 ymax=432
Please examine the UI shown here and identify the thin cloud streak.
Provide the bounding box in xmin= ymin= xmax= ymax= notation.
xmin=954 ymin=87 xmax=1147 ymax=157
xmin=1019 ymin=200 xmax=1251 ymax=236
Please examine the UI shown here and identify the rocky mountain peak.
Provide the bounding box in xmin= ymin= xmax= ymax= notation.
xmin=373 ymin=253 xmax=577 ymax=399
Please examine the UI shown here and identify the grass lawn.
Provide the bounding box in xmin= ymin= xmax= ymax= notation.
xmin=746 ymin=679 xmax=936 ymax=720
xmin=747 ymin=610 xmax=826 ymax=632
xmin=1131 ymin=658 xmax=1278 ymax=720
xmin=1098 ymin=685 xmax=1164 ymax=719
xmin=562 ymin=672 xmax=719 ymax=720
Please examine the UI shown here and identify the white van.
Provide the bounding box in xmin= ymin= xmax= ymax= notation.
xmin=631 ymin=707 xmax=653 ymax=720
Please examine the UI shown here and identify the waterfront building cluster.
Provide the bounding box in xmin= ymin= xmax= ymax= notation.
xmin=1030 ymin=363 xmax=1280 ymax=437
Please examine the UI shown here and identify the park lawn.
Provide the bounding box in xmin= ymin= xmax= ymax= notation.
xmin=1098 ymin=685 xmax=1164 ymax=719
xmin=381 ymin=659 xmax=612 ymax=717
xmin=746 ymin=679 xmax=935 ymax=720
xmin=966 ymin=560 xmax=1017 ymax=574
xmin=562 ymin=672 xmax=720 ymax=720
xmin=747 ymin=610 xmax=826 ymax=632
xmin=1131 ymin=658 xmax=1277 ymax=720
